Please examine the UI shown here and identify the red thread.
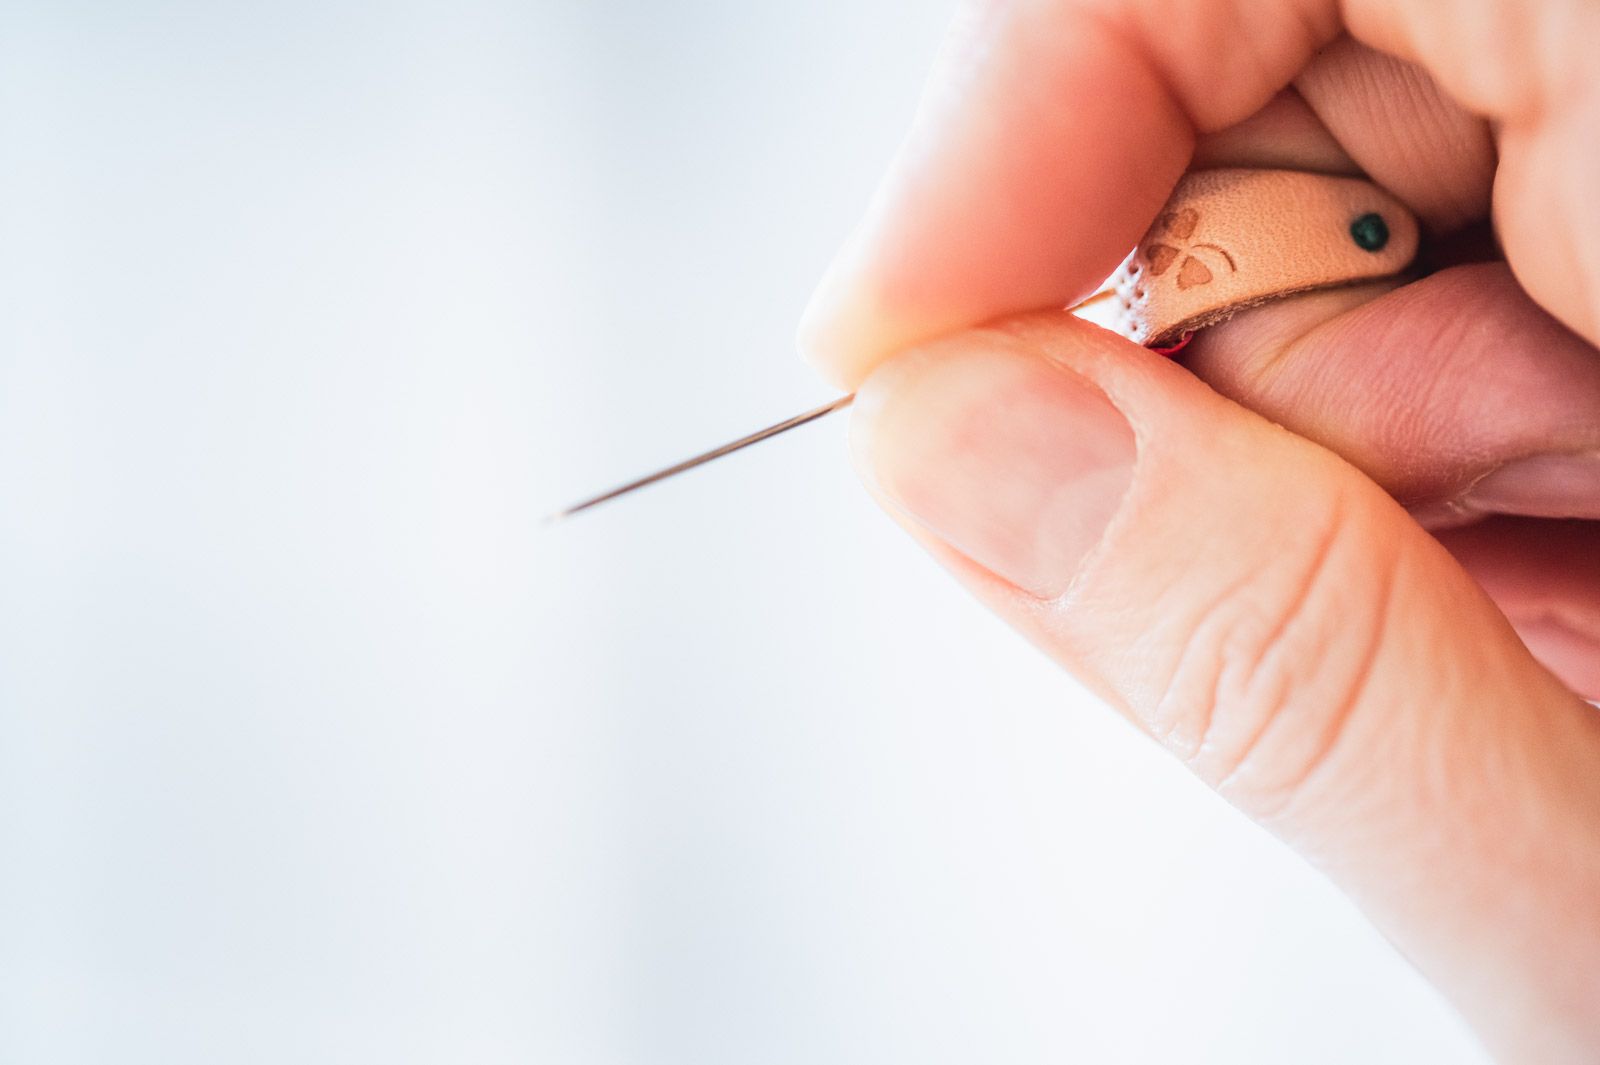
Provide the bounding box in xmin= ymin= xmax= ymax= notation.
xmin=1150 ymin=332 xmax=1193 ymax=357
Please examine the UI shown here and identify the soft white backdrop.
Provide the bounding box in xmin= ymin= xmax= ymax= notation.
xmin=0 ymin=2 xmax=1489 ymax=1062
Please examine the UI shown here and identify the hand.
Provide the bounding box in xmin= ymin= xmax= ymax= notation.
xmin=799 ymin=4 xmax=1600 ymax=1061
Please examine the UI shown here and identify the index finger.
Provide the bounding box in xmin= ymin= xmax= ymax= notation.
xmin=798 ymin=0 xmax=1338 ymax=388
xmin=799 ymin=0 xmax=1600 ymax=390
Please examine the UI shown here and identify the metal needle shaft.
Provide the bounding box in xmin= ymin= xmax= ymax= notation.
xmin=546 ymin=288 xmax=1116 ymax=523
xmin=545 ymin=393 xmax=854 ymax=522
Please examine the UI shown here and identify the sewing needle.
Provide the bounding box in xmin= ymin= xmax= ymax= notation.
xmin=545 ymin=288 xmax=1118 ymax=522
xmin=545 ymin=393 xmax=855 ymax=522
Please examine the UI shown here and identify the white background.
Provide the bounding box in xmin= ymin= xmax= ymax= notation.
xmin=0 ymin=1 xmax=1489 ymax=1061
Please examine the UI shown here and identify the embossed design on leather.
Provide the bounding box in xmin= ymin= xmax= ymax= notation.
xmin=1107 ymin=169 xmax=1420 ymax=347
xmin=1145 ymin=206 xmax=1238 ymax=291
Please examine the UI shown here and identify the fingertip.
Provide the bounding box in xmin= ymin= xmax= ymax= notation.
xmin=797 ymin=244 xmax=882 ymax=392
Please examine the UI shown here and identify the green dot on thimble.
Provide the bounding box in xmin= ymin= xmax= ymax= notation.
xmin=1350 ymin=213 xmax=1389 ymax=252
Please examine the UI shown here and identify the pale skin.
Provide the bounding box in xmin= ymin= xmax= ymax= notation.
xmin=799 ymin=1 xmax=1600 ymax=1061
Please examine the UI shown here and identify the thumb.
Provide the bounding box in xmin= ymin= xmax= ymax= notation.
xmin=852 ymin=313 xmax=1600 ymax=1062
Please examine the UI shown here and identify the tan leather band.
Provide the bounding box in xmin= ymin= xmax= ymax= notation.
xmin=1108 ymin=168 xmax=1420 ymax=348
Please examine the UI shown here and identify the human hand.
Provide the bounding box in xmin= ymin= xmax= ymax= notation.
xmin=799 ymin=4 xmax=1600 ymax=1060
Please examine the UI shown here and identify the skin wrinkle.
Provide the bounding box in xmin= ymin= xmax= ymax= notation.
xmin=1332 ymin=289 xmax=1474 ymax=463
xmin=1382 ymin=57 xmax=1461 ymax=162
xmin=1158 ymin=543 xmax=1292 ymax=769
xmin=1202 ymin=501 xmax=1348 ymax=805
xmin=1294 ymin=38 xmax=1496 ymax=233
xmin=1339 ymin=0 xmax=1548 ymax=120
xmin=1146 ymin=552 xmax=1271 ymax=762
xmin=1392 ymin=275 xmax=1595 ymax=465
xmin=1241 ymin=523 xmax=1402 ymax=825
xmin=1202 ymin=280 xmax=1397 ymax=395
